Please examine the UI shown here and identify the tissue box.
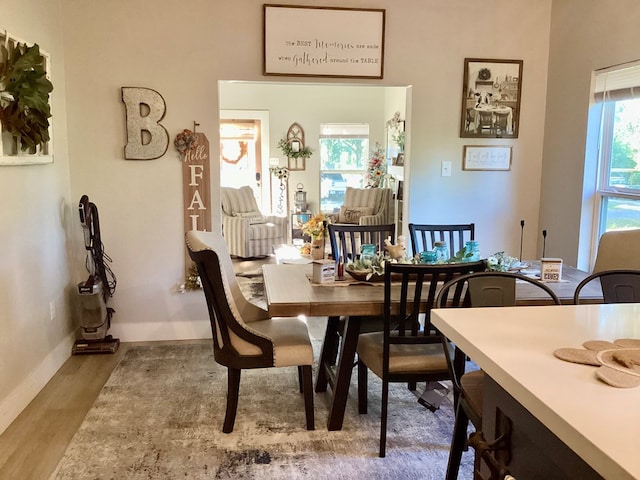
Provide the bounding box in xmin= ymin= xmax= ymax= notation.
xmin=312 ymin=259 xmax=335 ymax=284
xmin=541 ymin=258 xmax=563 ymax=282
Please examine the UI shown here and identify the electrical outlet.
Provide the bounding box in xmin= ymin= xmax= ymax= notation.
xmin=441 ymin=161 xmax=452 ymax=177
xmin=49 ymin=300 xmax=56 ymax=321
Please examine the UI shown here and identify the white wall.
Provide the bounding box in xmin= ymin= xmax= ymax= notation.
xmin=0 ymin=0 xmax=74 ymax=434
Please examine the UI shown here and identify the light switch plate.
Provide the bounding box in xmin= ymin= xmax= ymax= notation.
xmin=441 ymin=161 xmax=452 ymax=177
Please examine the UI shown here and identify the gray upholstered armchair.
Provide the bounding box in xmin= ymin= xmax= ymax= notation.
xmin=221 ymin=186 xmax=287 ymax=258
xmin=329 ymin=187 xmax=392 ymax=226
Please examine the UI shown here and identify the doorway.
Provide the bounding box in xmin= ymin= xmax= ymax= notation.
xmin=219 ymin=110 xmax=271 ymax=213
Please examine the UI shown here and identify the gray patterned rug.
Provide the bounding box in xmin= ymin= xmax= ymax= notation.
xmin=50 ymin=273 xmax=474 ymax=479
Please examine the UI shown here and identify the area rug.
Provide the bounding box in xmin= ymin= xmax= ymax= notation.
xmin=50 ymin=342 xmax=474 ymax=479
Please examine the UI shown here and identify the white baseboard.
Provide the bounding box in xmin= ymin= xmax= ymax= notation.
xmin=108 ymin=320 xmax=212 ymax=343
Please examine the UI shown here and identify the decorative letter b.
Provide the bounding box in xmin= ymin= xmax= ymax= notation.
xmin=122 ymin=87 xmax=169 ymax=160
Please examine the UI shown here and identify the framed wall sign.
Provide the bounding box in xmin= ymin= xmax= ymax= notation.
xmin=263 ymin=4 xmax=385 ymax=78
xmin=460 ymin=58 xmax=523 ymax=139
xmin=463 ymin=145 xmax=512 ymax=171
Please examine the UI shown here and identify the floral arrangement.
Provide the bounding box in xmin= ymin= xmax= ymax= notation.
xmin=346 ymin=252 xmax=415 ymax=281
xmin=277 ymin=138 xmax=312 ymax=159
xmin=486 ymin=251 xmax=518 ymax=272
xmin=301 ymin=213 xmax=328 ymax=239
xmin=365 ymin=142 xmax=387 ymax=188
xmin=269 ymin=166 xmax=289 ymax=180
xmin=388 ymin=111 xmax=405 ymax=151
xmin=174 ymin=129 xmax=199 ymax=159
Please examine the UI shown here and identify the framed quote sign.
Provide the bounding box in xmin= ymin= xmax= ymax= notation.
xmin=463 ymin=145 xmax=512 ymax=171
xmin=263 ymin=4 xmax=385 ymax=78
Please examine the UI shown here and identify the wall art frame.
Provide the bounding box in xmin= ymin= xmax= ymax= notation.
xmin=463 ymin=145 xmax=512 ymax=171
xmin=263 ymin=4 xmax=385 ymax=79
xmin=460 ymin=58 xmax=523 ymax=139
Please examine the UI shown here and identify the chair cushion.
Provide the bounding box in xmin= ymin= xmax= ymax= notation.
xmin=249 ymin=317 xmax=313 ymax=367
xmin=248 ymin=222 xmax=285 ymax=241
xmin=357 ymin=332 xmax=449 ymax=378
xmin=461 ymin=369 xmax=484 ymax=419
xmin=338 ymin=205 xmax=375 ymax=224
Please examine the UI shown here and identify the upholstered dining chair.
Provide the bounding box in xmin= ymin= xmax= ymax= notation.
xmin=185 ymin=229 xmax=314 ymax=433
xmin=592 ymin=229 xmax=640 ymax=273
xmin=356 ymin=260 xmax=486 ymax=457
xmin=328 ymin=187 xmax=392 ymax=226
xmin=435 ymin=271 xmax=561 ymax=480
xmin=409 ymin=223 xmax=475 ymax=259
xmin=221 ymin=186 xmax=287 ymax=258
xmin=573 ymin=269 xmax=640 ymax=304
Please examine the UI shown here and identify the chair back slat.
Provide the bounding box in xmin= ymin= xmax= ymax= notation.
xmin=409 ymin=223 xmax=475 ymax=258
xmin=328 ymin=223 xmax=395 ymax=264
xmin=574 ymin=269 xmax=640 ymax=304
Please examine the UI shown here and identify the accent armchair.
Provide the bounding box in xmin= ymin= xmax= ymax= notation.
xmin=329 ymin=187 xmax=392 ymax=226
xmin=221 ymin=186 xmax=287 ymax=258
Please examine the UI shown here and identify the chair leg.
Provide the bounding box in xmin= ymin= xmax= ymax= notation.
xmin=301 ymin=365 xmax=315 ymax=430
xmin=379 ymin=378 xmax=389 ymax=457
xmin=446 ymin=401 xmax=470 ymax=480
xmin=357 ymin=358 xmax=368 ymax=414
xmin=223 ymin=367 xmax=241 ymax=433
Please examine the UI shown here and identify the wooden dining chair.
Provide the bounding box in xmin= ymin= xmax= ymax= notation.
xmin=494 ymin=111 xmax=510 ymax=136
xmin=409 ymin=223 xmax=475 ymax=259
xmin=477 ymin=110 xmax=494 ymax=134
xmin=356 ymin=260 xmax=486 ymax=457
xmin=573 ymin=269 xmax=640 ymax=304
xmin=435 ymin=271 xmax=560 ymax=480
xmin=185 ymin=229 xmax=314 ymax=433
xmin=327 ymin=223 xmax=396 ymax=265
xmin=317 ymin=223 xmax=398 ymax=380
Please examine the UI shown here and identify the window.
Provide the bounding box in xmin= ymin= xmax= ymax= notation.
xmin=319 ymin=123 xmax=369 ymax=213
xmin=592 ymin=63 xmax=640 ymax=238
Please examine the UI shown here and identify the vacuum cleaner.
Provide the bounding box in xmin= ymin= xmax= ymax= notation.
xmin=72 ymin=195 xmax=119 ymax=355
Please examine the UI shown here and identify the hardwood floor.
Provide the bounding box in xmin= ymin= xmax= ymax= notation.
xmin=0 ymin=256 xmax=288 ymax=480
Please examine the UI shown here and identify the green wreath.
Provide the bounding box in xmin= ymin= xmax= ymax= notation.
xmin=277 ymin=138 xmax=312 ymax=159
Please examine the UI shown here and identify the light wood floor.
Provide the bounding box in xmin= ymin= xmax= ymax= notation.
xmin=0 ymin=256 xmax=287 ymax=480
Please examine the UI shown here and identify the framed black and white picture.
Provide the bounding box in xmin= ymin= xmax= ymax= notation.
xmin=460 ymin=58 xmax=523 ymax=138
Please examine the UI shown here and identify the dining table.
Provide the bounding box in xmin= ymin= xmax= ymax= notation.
xmin=473 ymin=104 xmax=513 ymax=134
xmin=262 ymin=261 xmax=602 ymax=431
xmin=432 ymin=303 xmax=640 ymax=480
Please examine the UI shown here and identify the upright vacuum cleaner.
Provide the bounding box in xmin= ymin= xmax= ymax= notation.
xmin=72 ymin=195 xmax=119 ymax=354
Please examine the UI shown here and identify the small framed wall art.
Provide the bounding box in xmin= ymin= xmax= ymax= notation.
xmin=463 ymin=145 xmax=512 ymax=171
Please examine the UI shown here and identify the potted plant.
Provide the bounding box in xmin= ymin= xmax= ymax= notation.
xmin=0 ymin=42 xmax=53 ymax=153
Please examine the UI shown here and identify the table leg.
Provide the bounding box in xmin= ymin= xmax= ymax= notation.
xmin=326 ymin=315 xmax=361 ymax=431
xmin=315 ymin=315 xmax=340 ymax=393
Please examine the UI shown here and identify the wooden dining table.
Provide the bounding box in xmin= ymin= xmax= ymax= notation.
xmin=262 ymin=261 xmax=601 ymax=431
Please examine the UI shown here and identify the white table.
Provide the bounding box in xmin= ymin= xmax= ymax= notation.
xmin=432 ymin=303 xmax=640 ymax=479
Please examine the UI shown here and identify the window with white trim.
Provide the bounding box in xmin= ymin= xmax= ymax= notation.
xmin=591 ymin=63 xmax=640 ymax=237
xmin=319 ymin=123 xmax=369 ymax=213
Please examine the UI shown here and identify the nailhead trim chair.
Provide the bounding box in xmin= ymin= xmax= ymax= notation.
xmin=186 ymin=229 xmax=314 ymax=433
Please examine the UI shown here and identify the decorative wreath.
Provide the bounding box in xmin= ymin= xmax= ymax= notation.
xmin=220 ymin=141 xmax=248 ymax=165
xmin=174 ymin=129 xmax=199 ymax=158
xmin=277 ymin=137 xmax=312 ymax=159
xmin=478 ymin=68 xmax=491 ymax=81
